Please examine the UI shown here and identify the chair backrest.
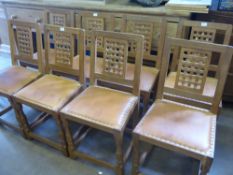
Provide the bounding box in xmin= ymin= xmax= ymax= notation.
xmin=90 ymin=31 xmax=144 ymax=96
xmin=46 ymin=9 xmax=74 ymax=27
xmin=75 ymin=11 xmax=114 ymax=51
xmin=44 ymin=24 xmax=85 ymax=84
xmin=171 ymin=20 xmax=233 ymax=72
xmin=8 ymin=19 xmax=43 ymax=72
xmin=157 ymin=37 xmax=233 ymax=114
xmin=123 ymin=15 xmax=167 ymax=68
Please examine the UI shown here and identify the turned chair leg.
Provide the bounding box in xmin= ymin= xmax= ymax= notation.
xmin=114 ymin=132 xmax=124 ymax=175
xmin=131 ymin=134 xmax=140 ymax=175
xmin=199 ymin=157 xmax=213 ymax=175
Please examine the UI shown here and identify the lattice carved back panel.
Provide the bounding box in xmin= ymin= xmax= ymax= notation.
xmin=16 ymin=26 xmax=34 ymax=58
xmin=175 ymin=48 xmax=211 ymax=93
xmin=190 ymin=27 xmax=216 ymax=43
xmin=50 ymin=13 xmax=67 ymax=26
xmin=83 ymin=17 xmax=104 ymax=48
xmin=103 ymin=38 xmax=128 ymax=78
xmin=126 ymin=21 xmax=153 ymax=55
xmin=53 ymin=31 xmax=74 ymax=67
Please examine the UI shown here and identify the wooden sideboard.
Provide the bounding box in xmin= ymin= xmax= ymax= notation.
xmin=0 ymin=0 xmax=193 ymax=45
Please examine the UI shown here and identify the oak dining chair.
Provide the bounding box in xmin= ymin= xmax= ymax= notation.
xmin=9 ymin=16 xmax=45 ymax=70
xmin=0 ymin=19 xmax=43 ymax=136
xmin=12 ymin=25 xmax=85 ymax=155
xmin=123 ymin=15 xmax=167 ymax=110
xmin=166 ymin=20 xmax=233 ymax=109
xmin=75 ymin=11 xmax=115 ymax=80
xmin=75 ymin=11 xmax=114 ymax=52
xmin=79 ymin=15 xmax=167 ymax=111
xmin=45 ymin=26 xmax=85 ymax=80
xmin=132 ymin=37 xmax=233 ymax=175
xmin=45 ymin=8 xmax=74 ymax=27
xmin=171 ymin=20 xmax=232 ymax=71
xmin=60 ymin=31 xmax=144 ymax=175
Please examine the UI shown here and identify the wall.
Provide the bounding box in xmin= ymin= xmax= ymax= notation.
xmin=0 ymin=4 xmax=9 ymax=45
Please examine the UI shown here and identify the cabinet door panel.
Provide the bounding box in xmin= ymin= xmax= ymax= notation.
xmin=6 ymin=7 xmax=45 ymax=23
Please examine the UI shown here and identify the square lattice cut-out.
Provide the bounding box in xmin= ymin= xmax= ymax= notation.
xmin=190 ymin=27 xmax=216 ymax=43
xmin=127 ymin=21 xmax=153 ymax=54
xmin=16 ymin=26 xmax=33 ymax=57
xmin=103 ymin=38 xmax=128 ymax=78
xmin=175 ymin=48 xmax=211 ymax=93
xmin=85 ymin=17 xmax=104 ymax=31
xmin=84 ymin=17 xmax=104 ymax=48
xmin=54 ymin=31 xmax=74 ymax=67
xmin=51 ymin=13 xmax=66 ymax=26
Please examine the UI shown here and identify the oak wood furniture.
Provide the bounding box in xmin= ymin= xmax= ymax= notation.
xmin=0 ymin=1 xmax=190 ymax=91
xmin=10 ymin=15 xmax=44 ymax=70
xmin=75 ymin=11 xmax=114 ymax=51
xmin=77 ymin=14 xmax=167 ymax=111
xmin=166 ymin=20 xmax=233 ymax=109
xmin=171 ymin=19 xmax=232 ymax=71
xmin=45 ymin=8 xmax=74 ymax=27
xmin=193 ymin=10 xmax=233 ymax=102
xmin=45 ymin=26 xmax=85 ymax=80
xmin=0 ymin=19 xmax=43 ymax=135
xmin=60 ymin=31 xmax=143 ymax=175
xmin=12 ymin=25 xmax=85 ymax=155
xmin=123 ymin=15 xmax=167 ymax=110
xmin=74 ymin=11 xmax=115 ymax=79
xmin=131 ymin=37 xmax=233 ymax=175
xmin=0 ymin=0 xmax=191 ymax=52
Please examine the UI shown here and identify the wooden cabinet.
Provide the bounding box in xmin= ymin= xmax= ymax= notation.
xmin=0 ymin=2 xmax=188 ymax=40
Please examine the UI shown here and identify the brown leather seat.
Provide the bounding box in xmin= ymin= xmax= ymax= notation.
xmin=14 ymin=74 xmax=81 ymax=112
xmin=134 ymin=100 xmax=216 ymax=156
xmin=0 ymin=66 xmax=41 ymax=96
xmin=127 ymin=64 xmax=159 ymax=92
xmin=61 ymin=86 xmax=138 ymax=130
xmin=165 ymin=72 xmax=218 ymax=97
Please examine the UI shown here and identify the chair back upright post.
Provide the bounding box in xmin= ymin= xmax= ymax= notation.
xmin=171 ymin=20 xmax=233 ymax=72
xmin=90 ymin=31 xmax=144 ymax=96
xmin=44 ymin=24 xmax=85 ymax=85
xmin=157 ymin=37 xmax=233 ymax=114
xmin=123 ymin=15 xmax=167 ymax=69
xmin=8 ymin=19 xmax=44 ymax=73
